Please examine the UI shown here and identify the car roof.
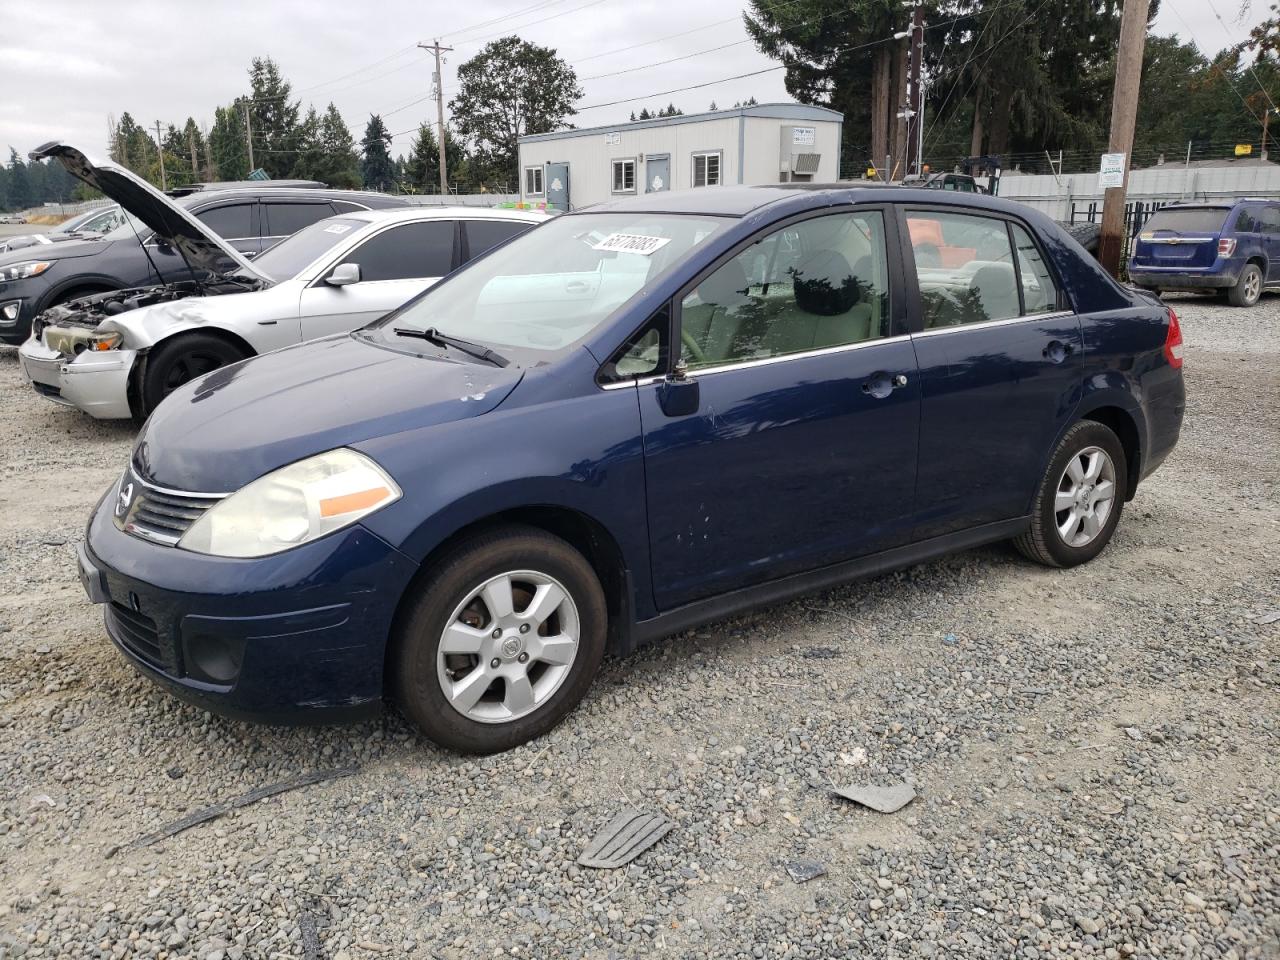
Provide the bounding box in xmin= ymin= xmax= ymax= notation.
xmin=175 ymin=187 xmax=408 ymax=207
xmin=337 ymin=206 xmax=552 ymax=225
xmin=583 ymin=182 xmax=1015 ymax=218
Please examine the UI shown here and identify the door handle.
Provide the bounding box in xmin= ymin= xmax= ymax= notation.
xmin=861 ymin=371 xmax=909 ymax=399
xmin=564 ymin=280 xmax=591 ymax=293
xmin=1042 ymin=340 xmax=1074 ymax=363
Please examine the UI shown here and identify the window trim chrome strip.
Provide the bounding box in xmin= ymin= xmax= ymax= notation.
xmin=130 ymin=466 xmax=229 ymax=500
xmin=911 ymin=310 xmax=1076 ymax=339
xmin=598 ymin=334 xmax=912 ymax=389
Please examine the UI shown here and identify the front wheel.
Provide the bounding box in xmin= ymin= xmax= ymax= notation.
xmin=391 ymin=525 xmax=607 ymax=754
xmin=142 ymin=333 xmax=249 ymax=414
xmin=1227 ymin=263 xmax=1262 ymax=307
xmin=1015 ymin=421 xmax=1127 ymax=568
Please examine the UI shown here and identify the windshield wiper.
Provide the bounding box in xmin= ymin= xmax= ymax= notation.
xmin=393 ymin=326 xmax=509 ymax=367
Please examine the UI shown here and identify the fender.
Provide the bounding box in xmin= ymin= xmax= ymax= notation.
xmin=356 ymin=378 xmax=659 ymax=623
xmin=38 ymin=270 xmax=129 ymax=311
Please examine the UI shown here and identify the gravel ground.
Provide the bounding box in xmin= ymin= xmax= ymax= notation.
xmin=0 ymin=293 xmax=1277 ymax=959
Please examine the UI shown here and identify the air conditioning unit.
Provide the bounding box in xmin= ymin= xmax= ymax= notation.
xmin=780 ymin=125 xmax=821 ymax=180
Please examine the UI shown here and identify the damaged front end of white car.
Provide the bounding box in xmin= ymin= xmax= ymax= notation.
xmin=17 ymin=142 xmax=269 ymax=420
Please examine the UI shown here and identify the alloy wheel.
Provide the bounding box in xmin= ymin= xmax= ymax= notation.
xmin=1054 ymin=446 xmax=1117 ymax=548
xmin=1245 ymin=269 xmax=1261 ymax=303
xmin=436 ymin=570 xmax=580 ymax=724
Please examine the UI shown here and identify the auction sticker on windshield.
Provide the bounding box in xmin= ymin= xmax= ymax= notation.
xmin=324 ymin=223 xmax=353 ymax=234
xmin=592 ymin=233 xmax=672 ymax=256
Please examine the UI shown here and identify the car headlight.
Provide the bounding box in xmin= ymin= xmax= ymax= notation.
xmin=1 ymin=260 xmax=53 ymax=282
xmin=178 ymin=449 xmax=401 ymax=558
xmin=43 ymin=325 xmax=122 ymax=354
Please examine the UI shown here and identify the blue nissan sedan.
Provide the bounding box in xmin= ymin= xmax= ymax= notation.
xmin=79 ymin=184 xmax=1186 ymax=753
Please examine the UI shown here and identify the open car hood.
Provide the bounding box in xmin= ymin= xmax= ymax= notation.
xmin=28 ymin=142 xmax=268 ymax=282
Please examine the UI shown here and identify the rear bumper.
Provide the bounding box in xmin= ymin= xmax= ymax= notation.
xmin=18 ymin=338 xmax=136 ymax=419
xmin=82 ymin=490 xmax=421 ymax=723
xmin=1128 ymin=267 xmax=1235 ymax=290
xmin=1141 ymin=368 xmax=1186 ymax=482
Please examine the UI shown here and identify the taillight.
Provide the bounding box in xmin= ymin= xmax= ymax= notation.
xmin=1164 ymin=308 xmax=1184 ymax=369
xmin=1218 ymin=237 xmax=1237 ymax=257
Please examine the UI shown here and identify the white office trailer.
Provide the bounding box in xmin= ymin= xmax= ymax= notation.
xmin=517 ymin=103 xmax=844 ymax=210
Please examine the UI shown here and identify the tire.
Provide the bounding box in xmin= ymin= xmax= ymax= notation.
xmin=391 ymin=524 xmax=607 ymax=754
xmin=1062 ymin=222 xmax=1101 ymax=257
xmin=1014 ymin=420 xmax=1128 ymax=568
xmin=1227 ymin=263 xmax=1262 ymax=307
xmin=141 ymin=333 xmax=249 ymax=414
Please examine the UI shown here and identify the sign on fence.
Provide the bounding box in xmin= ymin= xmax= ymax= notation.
xmin=1098 ymin=153 xmax=1126 ymax=189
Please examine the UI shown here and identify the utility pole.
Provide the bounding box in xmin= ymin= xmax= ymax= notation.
xmin=1263 ymin=108 xmax=1272 ymax=162
xmin=419 ymin=40 xmax=454 ymax=195
xmin=1098 ymin=0 xmax=1152 ymax=278
xmin=188 ymin=126 xmax=199 ymax=177
xmin=242 ymin=101 xmax=255 ymax=173
xmin=153 ymin=120 xmax=167 ymax=191
xmin=908 ymin=6 xmax=924 ymax=176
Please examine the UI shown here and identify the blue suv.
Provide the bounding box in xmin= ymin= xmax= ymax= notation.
xmin=77 ymin=185 xmax=1186 ymax=753
xmin=1129 ymin=199 xmax=1280 ymax=306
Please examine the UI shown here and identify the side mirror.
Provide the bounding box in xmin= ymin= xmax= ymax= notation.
xmin=658 ymin=359 xmax=700 ymax=417
xmin=326 ymin=262 xmax=361 ymax=287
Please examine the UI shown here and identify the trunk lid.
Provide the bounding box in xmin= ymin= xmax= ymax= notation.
xmin=1132 ymin=206 xmax=1229 ymax=270
xmin=28 ymin=142 xmax=268 ymax=282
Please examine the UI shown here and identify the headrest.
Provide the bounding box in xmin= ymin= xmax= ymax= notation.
xmin=793 ymin=249 xmax=860 ymax=317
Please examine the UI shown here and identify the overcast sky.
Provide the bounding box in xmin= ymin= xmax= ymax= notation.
xmin=0 ymin=0 xmax=1271 ymax=162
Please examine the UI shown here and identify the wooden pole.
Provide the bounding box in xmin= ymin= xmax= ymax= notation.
xmin=1098 ymin=0 xmax=1152 ymax=278
xmin=153 ymin=120 xmax=167 ymax=191
xmin=419 ymin=41 xmax=454 ymax=195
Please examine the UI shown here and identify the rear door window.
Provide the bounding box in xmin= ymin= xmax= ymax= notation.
xmin=907 ymin=211 xmax=1021 ymax=327
xmin=465 ymin=219 xmax=534 ymax=261
xmin=343 ymin=220 xmax=456 ymax=281
xmin=1010 ymin=223 xmax=1060 ymax=315
xmin=1143 ymin=208 xmax=1229 ymax=234
xmin=195 ymin=203 xmax=254 ymax=239
xmin=264 ymin=201 xmax=337 ymax=238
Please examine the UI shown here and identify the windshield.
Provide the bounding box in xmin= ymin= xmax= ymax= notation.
xmin=379 ymin=212 xmax=727 ymax=357
xmin=252 ymin=217 xmax=365 ymax=281
xmin=1143 ymin=208 xmax=1229 ymax=234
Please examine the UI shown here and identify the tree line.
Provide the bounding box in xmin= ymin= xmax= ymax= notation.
xmin=746 ymin=0 xmax=1280 ymax=177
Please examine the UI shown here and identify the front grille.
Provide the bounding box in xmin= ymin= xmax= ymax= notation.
xmin=106 ymin=602 xmax=165 ymax=668
xmin=129 ymin=488 xmax=222 ymax=544
xmin=115 ymin=467 xmax=226 ymax=547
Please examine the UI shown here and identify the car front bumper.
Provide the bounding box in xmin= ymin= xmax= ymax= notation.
xmin=18 ymin=338 xmax=137 ymax=419
xmin=81 ymin=486 xmax=421 ymax=723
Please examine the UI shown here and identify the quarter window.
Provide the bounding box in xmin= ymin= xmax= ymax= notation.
xmin=679 ymin=211 xmax=891 ymax=369
xmin=343 ymin=220 xmax=454 ymax=281
xmin=908 ymin=211 xmax=1021 ymax=328
xmin=612 ymin=159 xmax=636 ymax=194
xmin=1010 ymin=223 xmax=1060 ymax=315
xmin=525 ymin=166 xmax=544 ymax=196
xmin=692 ymin=151 xmax=721 ymax=188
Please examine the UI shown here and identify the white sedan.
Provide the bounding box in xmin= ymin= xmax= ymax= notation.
xmin=19 ymin=206 xmax=548 ymax=419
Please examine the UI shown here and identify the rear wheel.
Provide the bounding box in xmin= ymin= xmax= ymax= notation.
xmin=391 ymin=525 xmax=607 ymax=753
xmin=141 ymin=333 xmax=249 ymax=414
xmin=1015 ymin=421 xmax=1127 ymax=568
xmin=1227 ymin=263 xmax=1263 ymax=307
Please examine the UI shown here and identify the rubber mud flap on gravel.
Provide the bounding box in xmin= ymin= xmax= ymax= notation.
xmin=577 ymin=809 xmax=675 ymax=868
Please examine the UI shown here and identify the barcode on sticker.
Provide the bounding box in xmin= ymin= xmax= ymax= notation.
xmin=592 ymin=233 xmax=671 ymax=256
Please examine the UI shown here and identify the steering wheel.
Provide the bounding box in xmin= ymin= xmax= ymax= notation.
xmin=680 ymin=328 xmax=707 ymax=365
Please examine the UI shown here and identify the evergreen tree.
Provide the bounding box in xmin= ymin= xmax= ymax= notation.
xmin=360 ymin=115 xmax=395 ymax=190
xmin=209 ymin=102 xmax=249 ymax=181
xmin=320 ymin=104 xmax=361 ymax=188
xmin=247 ymin=56 xmax=302 ymax=178
xmin=7 ymin=148 xmax=30 ymax=209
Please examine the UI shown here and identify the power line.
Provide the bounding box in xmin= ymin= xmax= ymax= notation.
xmin=1165 ymin=0 xmax=1267 ymax=129
xmin=1199 ymin=0 xmax=1278 ymax=113
xmin=451 ymin=0 xmax=613 ymax=49
xmin=442 ymin=0 xmax=575 ymax=43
